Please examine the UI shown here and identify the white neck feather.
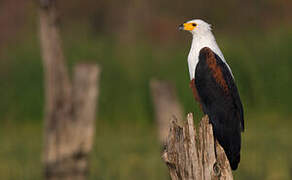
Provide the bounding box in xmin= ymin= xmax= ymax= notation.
xmin=187 ymin=32 xmax=232 ymax=79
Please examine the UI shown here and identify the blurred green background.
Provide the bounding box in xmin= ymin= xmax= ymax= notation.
xmin=1 ymin=0 xmax=292 ymax=179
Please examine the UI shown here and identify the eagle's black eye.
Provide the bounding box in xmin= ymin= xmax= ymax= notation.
xmin=192 ymin=23 xmax=197 ymax=27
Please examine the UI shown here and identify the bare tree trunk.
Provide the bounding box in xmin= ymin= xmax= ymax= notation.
xmin=162 ymin=114 xmax=233 ymax=180
xmin=39 ymin=1 xmax=101 ymax=179
xmin=150 ymin=79 xmax=184 ymax=144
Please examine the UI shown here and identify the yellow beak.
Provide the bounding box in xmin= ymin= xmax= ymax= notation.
xmin=178 ymin=23 xmax=195 ymax=31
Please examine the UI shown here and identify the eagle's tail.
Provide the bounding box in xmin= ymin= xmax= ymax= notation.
xmin=220 ymin=130 xmax=241 ymax=171
xmin=211 ymin=116 xmax=242 ymax=171
xmin=227 ymin=151 xmax=240 ymax=170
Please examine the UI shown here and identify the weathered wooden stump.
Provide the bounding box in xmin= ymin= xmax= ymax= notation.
xmin=162 ymin=113 xmax=233 ymax=180
xmin=39 ymin=0 xmax=101 ymax=179
xmin=150 ymin=79 xmax=184 ymax=144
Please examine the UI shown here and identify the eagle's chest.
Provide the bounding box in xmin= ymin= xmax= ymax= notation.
xmin=187 ymin=50 xmax=199 ymax=80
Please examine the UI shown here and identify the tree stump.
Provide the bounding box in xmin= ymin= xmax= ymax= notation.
xmin=150 ymin=79 xmax=184 ymax=144
xmin=162 ymin=113 xmax=233 ymax=180
xmin=39 ymin=0 xmax=101 ymax=179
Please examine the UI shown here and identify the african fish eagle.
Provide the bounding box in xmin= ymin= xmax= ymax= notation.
xmin=179 ymin=19 xmax=244 ymax=170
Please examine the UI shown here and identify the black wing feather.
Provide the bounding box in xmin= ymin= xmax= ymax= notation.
xmin=195 ymin=47 xmax=244 ymax=170
xmin=216 ymin=56 xmax=244 ymax=132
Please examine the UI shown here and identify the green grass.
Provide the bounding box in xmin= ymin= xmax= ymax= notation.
xmin=235 ymin=113 xmax=292 ymax=180
xmin=0 ymin=121 xmax=169 ymax=180
xmin=89 ymin=122 xmax=168 ymax=180
xmin=0 ymin=122 xmax=43 ymax=180
xmin=1 ymin=26 xmax=292 ymax=179
xmin=0 ymin=113 xmax=292 ymax=180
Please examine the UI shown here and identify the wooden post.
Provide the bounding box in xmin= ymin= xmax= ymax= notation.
xmin=150 ymin=79 xmax=184 ymax=144
xmin=162 ymin=113 xmax=233 ymax=180
xmin=39 ymin=0 xmax=101 ymax=179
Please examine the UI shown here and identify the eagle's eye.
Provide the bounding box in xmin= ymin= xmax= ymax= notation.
xmin=192 ymin=23 xmax=197 ymax=27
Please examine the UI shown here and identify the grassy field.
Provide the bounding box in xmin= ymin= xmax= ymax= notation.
xmin=1 ymin=113 xmax=292 ymax=180
xmin=1 ymin=26 xmax=292 ymax=179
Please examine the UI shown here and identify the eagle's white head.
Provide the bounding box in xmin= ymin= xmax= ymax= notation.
xmin=179 ymin=19 xmax=232 ymax=79
xmin=178 ymin=19 xmax=212 ymax=36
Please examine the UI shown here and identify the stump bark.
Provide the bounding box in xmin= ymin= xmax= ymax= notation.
xmin=39 ymin=0 xmax=101 ymax=179
xmin=162 ymin=113 xmax=233 ymax=180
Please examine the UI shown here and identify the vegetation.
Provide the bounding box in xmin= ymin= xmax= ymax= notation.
xmin=1 ymin=19 xmax=292 ymax=179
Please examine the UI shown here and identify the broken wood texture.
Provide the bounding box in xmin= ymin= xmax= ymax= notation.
xmin=162 ymin=114 xmax=233 ymax=180
xmin=150 ymin=79 xmax=184 ymax=144
xmin=39 ymin=0 xmax=101 ymax=179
